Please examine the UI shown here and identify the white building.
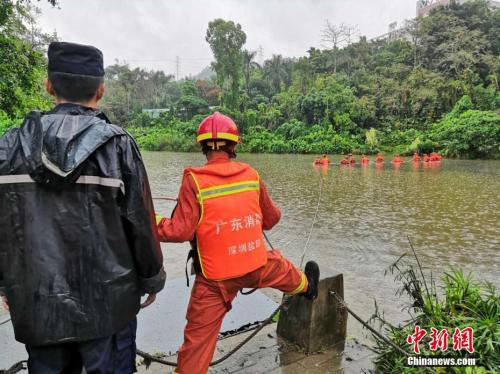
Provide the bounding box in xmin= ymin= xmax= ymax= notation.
xmin=372 ymin=0 xmax=500 ymax=42
xmin=416 ymin=0 xmax=500 ymax=18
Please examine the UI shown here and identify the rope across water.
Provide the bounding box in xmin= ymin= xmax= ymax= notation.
xmin=299 ymin=175 xmax=325 ymax=268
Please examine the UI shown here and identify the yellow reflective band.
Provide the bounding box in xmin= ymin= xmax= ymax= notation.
xmin=197 ymin=180 xmax=259 ymax=200
xmin=197 ymin=132 xmax=239 ymax=143
xmin=188 ymin=173 xmax=204 ymax=226
xmin=288 ymin=272 xmax=307 ymax=296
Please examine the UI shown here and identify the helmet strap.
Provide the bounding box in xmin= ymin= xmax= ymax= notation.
xmin=207 ymin=141 xmax=227 ymax=150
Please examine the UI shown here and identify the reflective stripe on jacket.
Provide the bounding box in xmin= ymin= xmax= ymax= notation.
xmin=186 ymin=162 xmax=268 ymax=280
xmin=0 ymin=104 xmax=165 ymax=346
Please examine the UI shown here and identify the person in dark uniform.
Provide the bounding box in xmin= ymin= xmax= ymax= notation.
xmin=0 ymin=42 xmax=166 ymax=373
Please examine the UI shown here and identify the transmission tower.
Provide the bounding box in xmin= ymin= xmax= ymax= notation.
xmin=175 ymin=56 xmax=180 ymax=81
xmin=258 ymin=45 xmax=264 ymax=65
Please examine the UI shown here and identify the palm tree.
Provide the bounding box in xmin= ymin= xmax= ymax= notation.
xmin=295 ymin=57 xmax=314 ymax=93
xmin=242 ymin=50 xmax=260 ymax=97
xmin=263 ymin=54 xmax=288 ymax=93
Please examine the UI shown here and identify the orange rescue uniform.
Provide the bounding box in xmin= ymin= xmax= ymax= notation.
xmin=185 ymin=163 xmax=267 ymax=280
xmin=430 ymin=152 xmax=442 ymax=161
xmin=157 ymin=153 xmax=307 ymax=374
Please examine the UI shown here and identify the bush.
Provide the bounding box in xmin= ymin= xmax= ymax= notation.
xmin=416 ymin=139 xmax=438 ymax=154
xmin=365 ymin=128 xmax=379 ymax=151
xmin=430 ymin=110 xmax=500 ymax=159
xmin=275 ymin=119 xmax=308 ymax=140
xmin=127 ymin=123 xmax=197 ymax=152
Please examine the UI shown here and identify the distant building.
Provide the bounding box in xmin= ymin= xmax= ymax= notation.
xmin=371 ymin=20 xmax=414 ymax=43
xmin=372 ymin=0 xmax=500 ymax=42
xmin=142 ymin=109 xmax=170 ymax=118
xmin=416 ymin=0 xmax=500 ymax=17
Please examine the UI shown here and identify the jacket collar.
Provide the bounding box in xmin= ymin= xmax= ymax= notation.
xmin=206 ymin=152 xmax=231 ymax=165
xmin=48 ymin=103 xmax=111 ymax=123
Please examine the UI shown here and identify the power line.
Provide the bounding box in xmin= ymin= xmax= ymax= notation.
xmin=175 ymin=56 xmax=180 ymax=81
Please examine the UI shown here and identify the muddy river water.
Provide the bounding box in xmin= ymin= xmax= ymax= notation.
xmin=147 ymin=152 xmax=499 ymax=336
xmin=0 ymin=152 xmax=498 ymax=366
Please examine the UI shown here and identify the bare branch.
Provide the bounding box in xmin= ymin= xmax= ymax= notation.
xmin=343 ymin=24 xmax=360 ymax=45
xmin=321 ymin=20 xmax=348 ymax=50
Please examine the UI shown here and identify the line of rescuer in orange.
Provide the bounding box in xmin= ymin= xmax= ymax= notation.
xmin=155 ymin=112 xmax=320 ymax=374
xmin=314 ymin=151 xmax=442 ymax=166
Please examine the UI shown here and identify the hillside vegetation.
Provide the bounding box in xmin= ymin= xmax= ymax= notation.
xmin=1 ymin=0 xmax=499 ymax=158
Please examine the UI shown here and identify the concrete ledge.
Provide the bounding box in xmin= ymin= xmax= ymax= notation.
xmin=277 ymin=274 xmax=347 ymax=353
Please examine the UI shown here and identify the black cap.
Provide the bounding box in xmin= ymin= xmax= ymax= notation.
xmin=48 ymin=42 xmax=104 ymax=77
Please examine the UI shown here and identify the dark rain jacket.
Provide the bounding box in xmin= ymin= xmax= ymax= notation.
xmin=0 ymin=104 xmax=166 ymax=346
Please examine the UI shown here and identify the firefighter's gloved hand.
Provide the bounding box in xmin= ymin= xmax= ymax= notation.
xmin=140 ymin=293 xmax=156 ymax=309
xmin=155 ymin=213 xmax=165 ymax=226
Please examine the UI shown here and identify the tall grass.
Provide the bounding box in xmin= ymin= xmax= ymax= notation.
xmin=370 ymin=249 xmax=499 ymax=373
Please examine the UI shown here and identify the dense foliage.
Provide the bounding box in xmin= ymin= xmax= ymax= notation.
xmin=0 ymin=1 xmax=499 ymax=159
xmin=372 ymin=253 xmax=499 ymax=373
xmin=119 ymin=1 xmax=499 ymax=158
xmin=0 ymin=0 xmax=54 ymax=131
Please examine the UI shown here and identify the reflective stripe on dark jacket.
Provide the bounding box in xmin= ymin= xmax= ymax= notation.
xmin=0 ymin=104 xmax=166 ymax=346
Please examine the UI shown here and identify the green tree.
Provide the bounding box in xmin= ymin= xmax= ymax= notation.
xmin=206 ymin=18 xmax=246 ymax=109
xmin=0 ymin=0 xmax=55 ymax=119
xmin=418 ymin=8 xmax=489 ymax=79
xmin=242 ymin=49 xmax=260 ymax=98
xmin=263 ymin=54 xmax=288 ymax=93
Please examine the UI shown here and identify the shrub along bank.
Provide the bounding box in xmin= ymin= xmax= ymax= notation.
xmin=125 ymin=96 xmax=499 ymax=159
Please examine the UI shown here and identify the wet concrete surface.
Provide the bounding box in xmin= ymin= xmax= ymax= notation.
xmin=136 ymin=323 xmax=375 ymax=374
xmin=0 ymin=313 xmax=25 ymax=367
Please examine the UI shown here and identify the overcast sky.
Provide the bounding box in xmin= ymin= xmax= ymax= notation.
xmin=37 ymin=0 xmax=418 ymax=77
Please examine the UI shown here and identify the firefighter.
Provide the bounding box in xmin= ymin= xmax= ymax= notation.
xmin=430 ymin=152 xmax=442 ymax=161
xmin=391 ymin=154 xmax=404 ymax=163
xmin=156 ymin=112 xmax=320 ymax=374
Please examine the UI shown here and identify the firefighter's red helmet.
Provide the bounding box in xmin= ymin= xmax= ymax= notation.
xmin=196 ymin=112 xmax=240 ymax=143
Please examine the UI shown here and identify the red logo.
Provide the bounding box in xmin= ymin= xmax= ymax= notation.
xmin=406 ymin=325 xmax=427 ymax=354
xmin=406 ymin=326 xmax=474 ymax=354
xmin=452 ymin=327 xmax=474 ymax=353
xmin=429 ymin=328 xmax=448 ymax=352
